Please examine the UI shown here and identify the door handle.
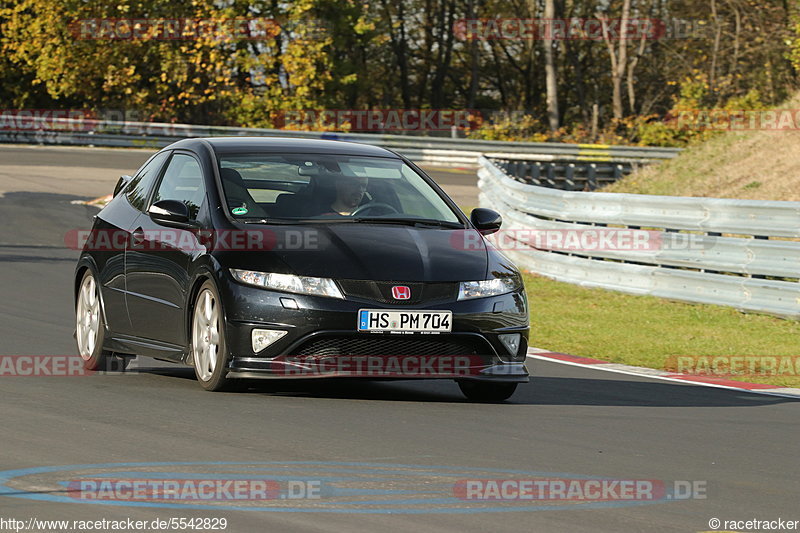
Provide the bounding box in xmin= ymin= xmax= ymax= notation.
xmin=131 ymin=227 xmax=145 ymax=246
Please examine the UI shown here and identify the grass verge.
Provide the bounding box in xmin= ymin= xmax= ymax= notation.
xmin=603 ymin=129 xmax=800 ymax=201
xmin=523 ymin=272 xmax=800 ymax=388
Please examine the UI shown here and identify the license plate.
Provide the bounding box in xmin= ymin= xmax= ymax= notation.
xmin=357 ymin=310 xmax=452 ymax=333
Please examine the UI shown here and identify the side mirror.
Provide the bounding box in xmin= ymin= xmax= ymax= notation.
xmin=470 ymin=208 xmax=502 ymax=235
xmin=149 ymin=199 xmax=191 ymax=227
xmin=113 ymin=175 xmax=132 ymax=197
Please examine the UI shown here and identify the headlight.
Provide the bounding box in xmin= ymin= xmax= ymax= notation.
xmin=458 ymin=276 xmax=521 ymax=301
xmin=230 ymin=269 xmax=344 ymax=299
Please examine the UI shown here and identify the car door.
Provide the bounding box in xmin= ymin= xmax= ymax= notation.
xmin=124 ymin=152 xmax=208 ymax=348
xmin=93 ymin=150 xmax=170 ymax=336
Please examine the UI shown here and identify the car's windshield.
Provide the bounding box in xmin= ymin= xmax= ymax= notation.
xmin=217 ymin=154 xmax=463 ymax=225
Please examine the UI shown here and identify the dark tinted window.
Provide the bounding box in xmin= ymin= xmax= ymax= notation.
xmin=126 ymin=151 xmax=170 ymax=212
xmin=152 ymin=154 xmax=206 ymax=219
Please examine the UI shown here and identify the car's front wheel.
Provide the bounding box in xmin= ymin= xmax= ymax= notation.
xmin=191 ymin=280 xmax=232 ymax=391
xmin=457 ymin=380 xmax=518 ymax=402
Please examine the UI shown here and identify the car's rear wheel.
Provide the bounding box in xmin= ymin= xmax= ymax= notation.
xmin=76 ymin=270 xmax=111 ymax=370
xmin=191 ymin=281 xmax=232 ymax=391
xmin=457 ymin=380 xmax=518 ymax=402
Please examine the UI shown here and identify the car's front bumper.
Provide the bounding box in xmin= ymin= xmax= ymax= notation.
xmin=217 ymin=274 xmax=530 ymax=382
xmin=226 ymin=360 xmax=528 ymax=382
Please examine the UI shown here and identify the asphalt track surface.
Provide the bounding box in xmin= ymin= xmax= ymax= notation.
xmin=1 ymin=144 xmax=799 ymax=532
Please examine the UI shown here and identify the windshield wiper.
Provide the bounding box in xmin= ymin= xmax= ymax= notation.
xmin=240 ymin=217 xmax=358 ymax=224
xmin=240 ymin=218 xmax=298 ymax=224
xmin=351 ymin=217 xmax=464 ymax=228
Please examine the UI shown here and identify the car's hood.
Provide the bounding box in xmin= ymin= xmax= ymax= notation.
xmin=228 ymin=224 xmax=490 ymax=282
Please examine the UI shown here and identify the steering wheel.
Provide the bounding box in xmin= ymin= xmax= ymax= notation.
xmin=350 ymin=202 xmax=399 ymax=217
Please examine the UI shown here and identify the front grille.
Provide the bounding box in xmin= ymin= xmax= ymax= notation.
xmin=337 ymin=280 xmax=457 ymax=305
xmin=290 ymin=335 xmax=487 ymax=357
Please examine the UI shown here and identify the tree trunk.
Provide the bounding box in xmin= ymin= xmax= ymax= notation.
xmin=466 ymin=0 xmax=479 ymax=109
xmin=544 ymin=0 xmax=560 ymax=131
xmin=709 ymin=0 xmax=721 ymax=99
xmin=431 ymin=0 xmax=456 ymax=109
xmin=380 ymin=0 xmax=411 ymax=109
xmin=600 ymin=0 xmax=631 ymax=120
xmin=627 ymin=32 xmax=647 ymax=114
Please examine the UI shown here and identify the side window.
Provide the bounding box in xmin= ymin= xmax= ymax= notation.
xmin=152 ymin=154 xmax=206 ymax=220
xmin=126 ymin=151 xmax=170 ymax=212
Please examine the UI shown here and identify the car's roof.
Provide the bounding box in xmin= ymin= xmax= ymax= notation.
xmin=168 ymin=137 xmax=400 ymax=158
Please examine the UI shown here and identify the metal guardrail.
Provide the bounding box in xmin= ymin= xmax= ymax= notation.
xmin=0 ymin=116 xmax=681 ymax=168
xmin=478 ymin=155 xmax=800 ymax=319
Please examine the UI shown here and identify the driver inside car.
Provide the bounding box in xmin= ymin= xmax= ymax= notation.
xmin=327 ymin=175 xmax=369 ymax=216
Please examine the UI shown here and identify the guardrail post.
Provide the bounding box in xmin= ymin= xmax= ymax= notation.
xmin=587 ymin=163 xmax=597 ymax=191
xmin=531 ymin=163 xmax=541 ymax=186
xmin=546 ymin=163 xmax=556 ymax=188
xmin=566 ymin=163 xmax=576 ymax=190
xmin=519 ymin=162 xmax=527 ymax=183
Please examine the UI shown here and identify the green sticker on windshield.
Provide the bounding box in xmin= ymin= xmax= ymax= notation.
xmin=232 ymin=206 xmax=248 ymax=215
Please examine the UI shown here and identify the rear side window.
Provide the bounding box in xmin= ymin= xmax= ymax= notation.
xmin=126 ymin=151 xmax=170 ymax=212
xmin=152 ymin=154 xmax=206 ymax=219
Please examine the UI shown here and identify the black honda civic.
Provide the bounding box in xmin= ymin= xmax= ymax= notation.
xmin=74 ymin=137 xmax=529 ymax=401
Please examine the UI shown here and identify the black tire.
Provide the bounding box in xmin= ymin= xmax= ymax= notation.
xmin=76 ymin=269 xmax=112 ymax=371
xmin=190 ymin=280 xmax=233 ymax=391
xmin=457 ymin=381 xmax=518 ymax=402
